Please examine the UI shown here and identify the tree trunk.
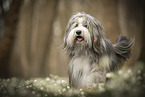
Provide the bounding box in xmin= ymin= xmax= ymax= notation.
xmin=10 ymin=0 xmax=59 ymax=78
xmin=0 ymin=0 xmax=23 ymax=78
xmin=118 ymin=0 xmax=145 ymax=67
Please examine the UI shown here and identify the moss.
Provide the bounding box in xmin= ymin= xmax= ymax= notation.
xmin=0 ymin=64 xmax=145 ymax=97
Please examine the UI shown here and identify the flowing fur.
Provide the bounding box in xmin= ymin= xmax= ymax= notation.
xmin=62 ymin=12 xmax=134 ymax=88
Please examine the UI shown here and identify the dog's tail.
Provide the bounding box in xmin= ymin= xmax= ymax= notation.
xmin=109 ymin=35 xmax=134 ymax=71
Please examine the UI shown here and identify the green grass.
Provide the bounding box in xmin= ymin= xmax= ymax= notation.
xmin=0 ymin=63 xmax=145 ymax=97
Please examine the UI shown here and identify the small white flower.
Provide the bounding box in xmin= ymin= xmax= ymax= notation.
xmin=29 ymin=85 xmax=32 ymax=87
xmin=54 ymin=83 xmax=57 ymax=86
xmin=46 ymin=78 xmax=50 ymax=81
xmin=67 ymin=86 xmax=70 ymax=89
xmin=40 ymin=87 xmax=44 ymax=90
xmin=98 ymin=85 xmax=102 ymax=88
xmin=59 ymin=91 xmax=62 ymax=94
xmin=80 ymin=88 xmax=83 ymax=91
xmin=32 ymin=91 xmax=35 ymax=94
xmin=34 ymin=80 xmax=37 ymax=82
xmin=137 ymin=70 xmax=142 ymax=75
xmin=106 ymin=73 xmax=113 ymax=78
xmin=61 ymin=80 xmax=65 ymax=83
xmin=56 ymin=80 xmax=61 ymax=84
xmin=62 ymin=88 xmax=66 ymax=92
xmin=127 ymin=69 xmax=132 ymax=74
xmin=7 ymin=79 xmax=10 ymax=82
xmin=123 ymin=73 xmax=129 ymax=79
xmin=118 ymin=70 xmax=123 ymax=75
xmin=80 ymin=91 xmax=85 ymax=95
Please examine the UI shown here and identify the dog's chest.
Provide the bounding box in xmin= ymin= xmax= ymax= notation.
xmin=69 ymin=56 xmax=94 ymax=80
xmin=69 ymin=56 xmax=96 ymax=87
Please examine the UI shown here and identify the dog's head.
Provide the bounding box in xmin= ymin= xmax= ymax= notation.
xmin=62 ymin=12 xmax=104 ymax=53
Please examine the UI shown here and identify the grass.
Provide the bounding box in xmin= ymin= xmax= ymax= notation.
xmin=0 ymin=62 xmax=145 ymax=97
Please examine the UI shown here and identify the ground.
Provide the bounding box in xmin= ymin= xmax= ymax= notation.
xmin=0 ymin=63 xmax=145 ymax=97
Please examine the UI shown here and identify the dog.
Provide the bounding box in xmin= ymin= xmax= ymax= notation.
xmin=61 ymin=12 xmax=134 ymax=88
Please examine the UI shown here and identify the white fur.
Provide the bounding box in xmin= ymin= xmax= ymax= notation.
xmin=78 ymin=17 xmax=84 ymax=24
xmin=69 ymin=56 xmax=93 ymax=86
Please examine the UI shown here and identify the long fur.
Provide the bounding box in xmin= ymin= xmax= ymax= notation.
xmin=62 ymin=12 xmax=134 ymax=88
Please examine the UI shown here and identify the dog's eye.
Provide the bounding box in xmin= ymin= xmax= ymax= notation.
xmin=75 ymin=24 xmax=78 ymax=27
xmin=84 ymin=24 xmax=88 ymax=28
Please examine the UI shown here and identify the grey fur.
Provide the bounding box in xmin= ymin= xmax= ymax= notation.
xmin=62 ymin=12 xmax=134 ymax=88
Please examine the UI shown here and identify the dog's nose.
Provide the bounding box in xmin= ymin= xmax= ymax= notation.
xmin=76 ymin=30 xmax=81 ymax=35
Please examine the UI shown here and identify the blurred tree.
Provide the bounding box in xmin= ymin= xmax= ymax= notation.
xmin=10 ymin=0 xmax=59 ymax=78
xmin=117 ymin=0 xmax=145 ymax=68
xmin=0 ymin=0 xmax=23 ymax=78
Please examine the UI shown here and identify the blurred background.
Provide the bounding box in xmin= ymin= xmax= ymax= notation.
xmin=0 ymin=0 xmax=144 ymax=78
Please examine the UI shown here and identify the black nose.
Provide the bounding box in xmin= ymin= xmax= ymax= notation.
xmin=76 ymin=30 xmax=81 ymax=35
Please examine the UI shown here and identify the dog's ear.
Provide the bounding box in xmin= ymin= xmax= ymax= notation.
xmin=61 ymin=36 xmax=67 ymax=50
xmin=89 ymin=17 xmax=104 ymax=54
xmin=61 ymin=23 xmax=70 ymax=50
xmin=61 ymin=15 xmax=77 ymax=50
xmin=93 ymin=35 xmax=102 ymax=54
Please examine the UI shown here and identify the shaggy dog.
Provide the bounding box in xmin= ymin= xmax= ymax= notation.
xmin=62 ymin=12 xmax=134 ymax=88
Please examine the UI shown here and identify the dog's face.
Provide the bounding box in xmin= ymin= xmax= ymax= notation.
xmin=67 ymin=17 xmax=91 ymax=47
xmin=62 ymin=12 xmax=104 ymax=53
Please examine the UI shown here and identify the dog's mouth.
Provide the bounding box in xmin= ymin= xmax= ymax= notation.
xmin=76 ymin=36 xmax=84 ymax=42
